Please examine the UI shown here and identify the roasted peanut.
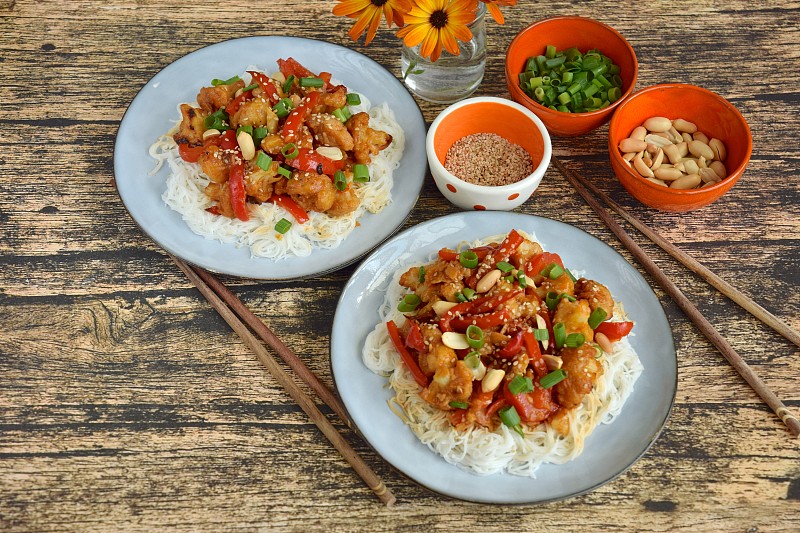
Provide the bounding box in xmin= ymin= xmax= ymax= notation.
xmin=619 ymin=138 xmax=648 ymax=153
xmin=670 ymin=173 xmax=702 ymax=189
xmin=643 ymin=116 xmax=671 ymax=132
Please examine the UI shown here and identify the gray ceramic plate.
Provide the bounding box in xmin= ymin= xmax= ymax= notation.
xmin=114 ymin=37 xmax=426 ymax=280
xmin=331 ymin=211 xmax=676 ymax=503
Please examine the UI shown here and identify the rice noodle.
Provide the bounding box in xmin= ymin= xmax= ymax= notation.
xmin=148 ymin=80 xmax=404 ymax=260
xmin=363 ymin=231 xmax=644 ymax=476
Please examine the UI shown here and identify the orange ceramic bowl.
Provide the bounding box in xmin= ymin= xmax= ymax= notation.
xmin=505 ymin=16 xmax=638 ymax=136
xmin=608 ymin=83 xmax=752 ymax=212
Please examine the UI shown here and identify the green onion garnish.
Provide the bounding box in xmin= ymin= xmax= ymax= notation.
xmin=397 ymin=294 xmax=421 ymax=313
xmin=277 ymin=166 xmax=292 ymax=179
xmin=498 ymin=405 xmax=524 ymax=437
xmin=241 ymin=83 xmax=259 ymax=92
xmin=256 ymin=152 xmax=273 ymax=171
xmin=508 ymin=375 xmax=534 ymax=395
xmin=346 ymin=93 xmax=361 ymax=106
xmin=533 ymin=328 xmax=549 ymax=341
xmin=281 ymin=143 xmax=299 ymax=160
xmin=517 ymin=271 xmax=527 ymax=288
xmin=353 ymin=164 xmax=370 ymax=182
xmin=588 ymin=308 xmax=608 ymax=329
xmin=496 ymin=261 xmax=514 ymax=273
xmin=334 ymin=170 xmax=347 ymax=191
xmin=465 ymin=325 xmax=484 ymax=349
xmin=274 ymin=218 xmax=292 ymax=234
xmin=459 ymin=250 xmax=479 ymax=269
xmin=332 ymin=108 xmax=348 ymax=122
xmin=253 ymin=126 xmax=268 ymax=146
xmin=299 ymin=76 xmax=324 ymax=88
xmin=462 ymin=287 xmax=476 ymax=300
xmin=541 ymin=263 xmax=564 ymax=279
xmin=554 ymin=322 xmax=566 ymax=349
xmin=273 ymin=98 xmax=294 ymax=119
xmin=560 ymin=294 xmax=577 ymax=303
xmin=418 ymin=265 xmax=426 ymax=283
xmin=566 ymin=268 xmax=578 ymax=283
xmin=540 ymin=368 xmax=567 ymax=389
xmin=282 ymin=74 xmax=295 ymax=93
xmin=464 ymin=352 xmax=481 ymax=369
xmin=456 ymin=292 xmax=467 ymax=303
xmin=545 ymin=291 xmax=560 ymax=311
xmin=449 ymin=401 xmax=469 ymax=409
xmin=237 ymin=125 xmax=253 ymax=136
xmin=204 ymin=109 xmax=229 ymax=130
xmin=565 ymin=333 xmax=585 ymax=348
xmin=211 ymin=75 xmax=240 ymax=86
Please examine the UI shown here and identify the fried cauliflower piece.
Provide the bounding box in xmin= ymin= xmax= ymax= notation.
xmin=418 ymin=325 xmax=473 ymax=410
xmin=326 ymin=187 xmax=360 ymax=217
xmin=553 ymin=297 xmax=593 ymax=342
xmin=173 ymin=104 xmax=207 ymax=146
xmin=575 ymin=278 xmax=615 ymax=321
xmin=345 ymin=112 xmax=392 ymax=164
xmin=198 ymin=145 xmax=230 ymax=184
xmin=245 ymin=162 xmax=281 ymax=203
xmin=231 ymin=98 xmax=278 ymax=130
xmin=205 ymin=182 xmax=234 ymax=218
xmin=285 ymin=171 xmax=336 ymax=212
xmin=318 ymin=85 xmax=348 ymax=110
xmin=196 ymin=79 xmax=244 ymax=113
xmin=553 ymin=344 xmax=603 ymax=409
xmin=307 ymin=112 xmax=355 ymax=151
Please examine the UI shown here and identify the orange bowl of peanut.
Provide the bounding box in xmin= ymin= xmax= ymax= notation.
xmin=608 ymin=83 xmax=752 ymax=211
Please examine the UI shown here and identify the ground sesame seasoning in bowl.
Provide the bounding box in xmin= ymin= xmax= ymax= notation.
xmin=426 ymin=96 xmax=551 ymax=211
xmin=444 ymin=133 xmax=534 ymax=187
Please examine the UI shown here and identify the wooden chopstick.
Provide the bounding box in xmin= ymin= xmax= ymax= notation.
xmin=170 ymin=255 xmax=397 ymax=505
xmin=553 ymin=158 xmax=800 ymax=437
xmin=554 ymin=159 xmax=800 ymax=350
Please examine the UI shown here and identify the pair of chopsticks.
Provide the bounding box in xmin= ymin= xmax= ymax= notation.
xmin=554 ymin=158 xmax=800 ymax=437
xmin=170 ymin=255 xmax=396 ymax=505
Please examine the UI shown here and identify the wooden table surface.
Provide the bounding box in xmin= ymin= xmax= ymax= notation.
xmin=2 ymin=0 xmax=798 ymax=530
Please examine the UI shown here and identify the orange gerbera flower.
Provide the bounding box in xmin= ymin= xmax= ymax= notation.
xmin=333 ymin=0 xmax=413 ymax=45
xmin=397 ymin=0 xmax=478 ymax=62
xmin=480 ymin=0 xmax=516 ymax=24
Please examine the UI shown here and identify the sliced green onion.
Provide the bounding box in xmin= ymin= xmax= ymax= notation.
xmin=346 ymin=93 xmax=361 ymax=106
xmin=559 ymin=294 xmax=577 ymax=303
xmin=236 ymin=125 xmax=253 ymax=136
xmin=517 ymin=271 xmax=528 ymax=288
xmin=333 ymin=170 xmax=347 ymax=191
xmin=449 ymin=401 xmax=469 ymax=410
xmin=456 ymin=292 xmax=467 ymax=303
xmin=273 ymin=97 xmax=294 ymax=119
xmin=498 ymin=405 xmax=524 ymax=436
xmin=418 ymin=265 xmax=426 ymax=283
xmin=541 ymin=263 xmax=564 ymax=280
xmin=282 ymin=74 xmax=295 ymax=93
xmin=353 ymin=164 xmax=370 ymax=182
xmin=211 ymin=75 xmax=240 ymax=86
xmin=465 ymin=325 xmax=484 ymax=349
xmin=281 ymin=143 xmax=299 ymax=160
xmin=256 ymin=152 xmax=273 ymax=171
xmin=545 ymin=291 xmax=560 ymax=311
xmin=462 ymin=287 xmax=476 ymax=300
xmin=464 ymin=352 xmax=482 ymax=370
xmin=540 ymin=368 xmax=567 ymax=389
xmin=533 ymin=328 xmax=549 ymax=341
xmin=566 ymin=268 xmax=578 ymax=283
xmin=565 ymin=333 xmax=585 ymax=348
xmin=274 ymin=218 xmax=292 ymax=234
xmin=397 ymin=294 xmax=421 ymax=313
xmin=459 ymin=250 xmax=479 ymax=269
xmin=277 ymin=166 xmax=292 ymax=179
xmin=496 ymin=261 xmax=514 ymax=273
xmin=299 ymin=76 xmax=324 ymax=88
xmin=332 ymin=108 xmax=348 ymax=122
xmin=554 ymin=322 xmax=566 ymax=349
xmin=253 ymin=126 xmax=269 ymax=146
xmin=204 ymin=109 xmax=229 ymax=130
xmin=241 ymin=83 xmax=259 ymax=92
xmin=588 ymin=308 xmax=608 ymax=329
xmin=508 ymin=375 xmax=534 ymax=395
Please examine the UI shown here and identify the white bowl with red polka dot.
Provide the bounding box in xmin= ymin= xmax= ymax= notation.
xmin=426 ymin=96 xmax=551 ymax=211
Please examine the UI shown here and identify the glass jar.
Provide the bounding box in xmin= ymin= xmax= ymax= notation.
xmin=400 ymin=4 xmax=487 ymax=104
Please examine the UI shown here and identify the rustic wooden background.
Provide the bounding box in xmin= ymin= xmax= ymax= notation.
xmin=1 ymin=0 xmax=798 ymax=530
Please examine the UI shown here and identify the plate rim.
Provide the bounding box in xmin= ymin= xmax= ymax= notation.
xmin=113 ymin=35 xmax=427 ymax=281
xmin=330 ymin=211 xmax=677 ymax=504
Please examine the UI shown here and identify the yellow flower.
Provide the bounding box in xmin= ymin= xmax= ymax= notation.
xmin=333 ymin=0 xmax=413 ymax=45
xmin=397 ymin=0 xmax=478 ymax=62
xmin=480 ymin=0 xmax=516 ymax=25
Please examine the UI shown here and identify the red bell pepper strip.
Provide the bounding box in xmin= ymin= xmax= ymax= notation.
xmin=467 ymin=229 xmax=525 ymax=288
xmin=437 ymin=245 xmax=494 ymax=263
xmin=178 ymin=143 xmax=206 ymax=163
xmin=247 ymin=71 xmax=281 ymax=104
xmin=523 ymin=331 xmax=548 ymax=377
xmin=449 ymin=309 xmax=509 ymax=332
xmin=438 ymin=290 xmax=521 ymax=332
xmin=495 ymin=330 xmax=524 ymax=358
xmin=594 ymin=321 xmax=634 ymax=342
xmin=503 ymin=381 xmax=559 ymax=425
xmin=269 ymin=194 xmax=310 ymax=224
xmin=526 ymin=251 xmax=565 ymax=278
xmin=218 ymin=129 xmax=237 ymax=150
xmin=287 ymin=147 xmax=345 ymax=176
xmin=228 ymin=160 xmax=250 ymax=222
xmin=386 ymin=320 xmax=429 ymax=388
xmin=404 ymin=321 xmax=426 ymax=352
xmin=281 ymin=91 xmax=322 ymax=142
xmin=277 ymin=57 xmax=332 ymax=90
xmin=225 ymin=89 xmax=253 ymax=116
